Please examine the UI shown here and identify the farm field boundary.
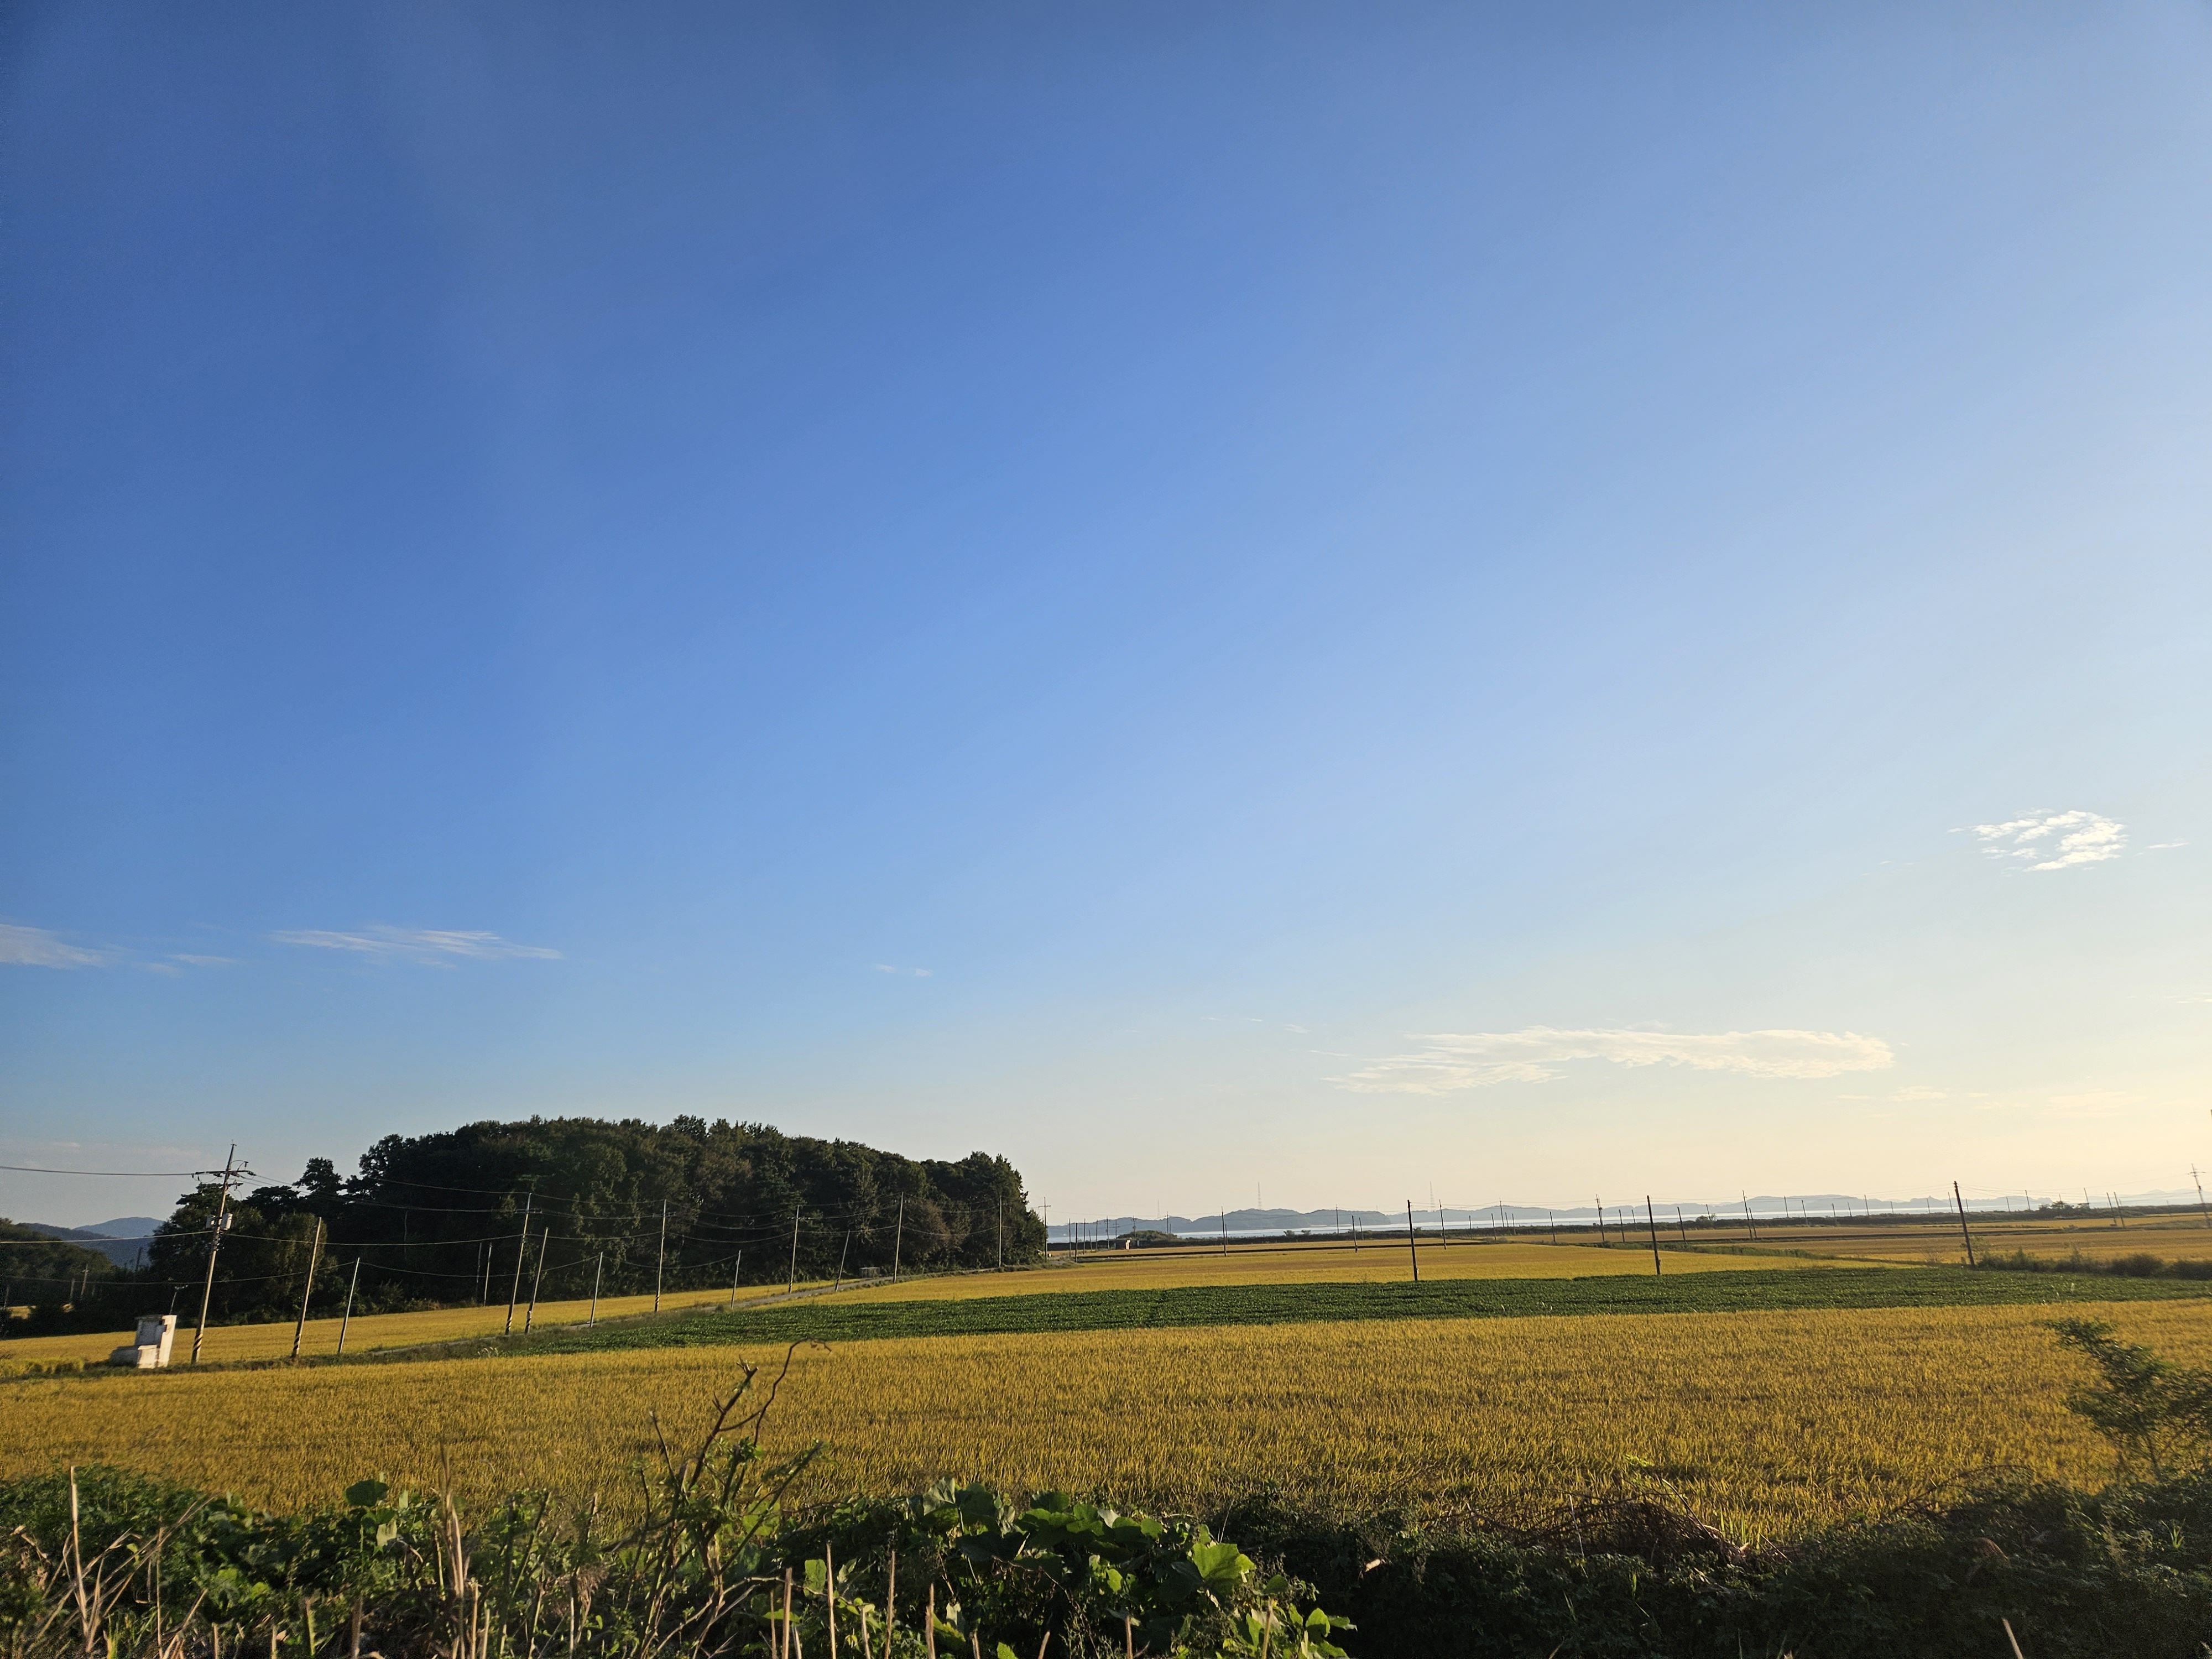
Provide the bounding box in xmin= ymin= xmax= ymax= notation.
xmin=502 ymin=1264 xmax=2212 ymax=1354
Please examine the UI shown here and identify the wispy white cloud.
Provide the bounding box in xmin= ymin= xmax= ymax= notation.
xmin=0 ymin=922 xmax=108 ymax=968
xmin=872 ymin=963 xmax=932 ymax=977
xmin=270 ymin=926 xmax=561 ymax=965
xmin=1337 ymin=1026 xmax=1894 ymax=1094
xmin=1961 ymin=809 xmax=2126 ymax=871
xmin=170 ymin=954 xmax=236 ymax=968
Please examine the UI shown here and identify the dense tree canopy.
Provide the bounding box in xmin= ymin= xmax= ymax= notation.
xmin=0 ymin=1219 xmax=117 ymax=1314
xmin=132 ymin=1115 xmax=1044 ymax=1324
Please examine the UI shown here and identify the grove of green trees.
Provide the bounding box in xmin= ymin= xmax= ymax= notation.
xmin=11 ymin=1115 xmax=1044 ymax=1333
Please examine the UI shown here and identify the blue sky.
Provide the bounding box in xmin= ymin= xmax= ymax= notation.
xmin=4 ymin=2 xmax=2209 ymax=1227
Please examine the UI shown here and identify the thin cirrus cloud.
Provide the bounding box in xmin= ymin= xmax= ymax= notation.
xmin=1961 ymin=810 xmax=2126 ymax=871
xmin=1337 ymin=1026 xmax=1896 ymax=1094
xmin=0 ymin=921 xmax=108 ymax=968
xmin=873 ymin=963 xmax=932 ymax=977
xmin=269 ymin=926 xmax=562 ymax=965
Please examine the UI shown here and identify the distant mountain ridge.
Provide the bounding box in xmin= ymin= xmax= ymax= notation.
xmin=19 ymin=1217 xmax=160 ymax=1267
xmin=1050 ymin=1191 xmax=2203 ymax=1241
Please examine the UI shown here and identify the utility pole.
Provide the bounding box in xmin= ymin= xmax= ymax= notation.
xmin=2194 ymin=1166 xmax=2211 ymax=1231
xmin=1405 ymin=1199 xmax=1421 ymax=1283
xmin=729 ymin=1250 xmax=743 ymax=1309
xmin=1644 ymin=1196 xmax=1663 ymax=1278
xmin=336 ymin=1257 xmax=360 ymax=1357
xmin=504 ymin=1186 xmax=534 ymax=1334
xmin=190 ymin=1144 xmax=242 ymax=1366
xmin=525 ymin=1227 xmax=546 ymax=1333
xmin=589 ymin=1252 xmax=603 ymax=1325
xmin=1220 ymin=1207 xmax=1228 ymax=1255
xmin=1742 ymin=1191 xmax=1757 ymax=1241
xmin=788 ymin=1203 xmax=800 ymax=1293
xmin=1594 ymin=1194 xmax=1605 ymax=1246
xmin=290 ymin=1215 xmax=325 ymax=1360
xmin=996 ymin=1201 xmax=1004 ymax=1271
xmin=834 ymin=1230 xmax=850 ymax=1293
xmin=1675 ymin=1204 xmax=1688 ymax=1245
xmin=1952 ymin=1180 xmax=1976 ymax=1267
xmin=893 ymin=1198 xmax=905 ymax=1279
xmin=654 ymin=1199 xmax=667 ymax=1313
xmin=1548 ymin=1209 xmax=1557 ymax=1246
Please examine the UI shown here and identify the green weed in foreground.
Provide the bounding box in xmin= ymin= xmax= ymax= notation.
xmin=0 ymin=1353 xmax=1344 ymax=1659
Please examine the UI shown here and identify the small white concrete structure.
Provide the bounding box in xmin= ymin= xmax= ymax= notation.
xmin=108 ymin=1313 xmax=177 ymax=1369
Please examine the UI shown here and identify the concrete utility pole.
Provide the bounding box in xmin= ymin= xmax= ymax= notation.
xmin=504 ymin=1186 xmax=534 ymax=1334
xmin=893 ymin=1198 xmax=905 ymax=1279
xmin=525 ymin=1227 xmax=546 ymax=1333
xmin=1952 ymin=1181 xmax=1976 ymax=1266
xmin=2194 ymin=1166 xmax=2211 ymax=1230
xmin=654 ymin=1200 xmax=667 ymax=1313
xmin=190 ymin=1144 xmax=243 ymax=1366
xmin=336 ymin=1256 xmax=361 ymax=1356
xmin=1644 ymin=1196 xmax=1663 ymax=1278
xmin=788 ymin=1203 xmax=800 ymax=1293
xmin=290 ymin=1216 xmax=325 ymax=1360
xmin=1405 ymin=1199 xmax=1420 ymax=1284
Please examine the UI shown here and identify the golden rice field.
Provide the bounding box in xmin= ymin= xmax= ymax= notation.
xmin=1802 ymin=1217 xmax=2212 ymax=1266
xmin=846 ymin=1238 xmax=1823 ymax=1302
xmin=4 ymin=1300 xmax=2202 ymax=1540
xmin=0 ymin=1239 xmax=1817 ymax=1366
xmin=0 ymin=1282 xmax=815 ymax=1369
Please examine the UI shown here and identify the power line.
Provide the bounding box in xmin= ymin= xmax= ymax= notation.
xmin=0 ymin=1162 xmax=216 ymax=1177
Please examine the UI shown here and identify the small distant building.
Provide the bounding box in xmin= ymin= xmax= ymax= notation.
xmin=109 ymin=1313 xmax=176 ymax=1369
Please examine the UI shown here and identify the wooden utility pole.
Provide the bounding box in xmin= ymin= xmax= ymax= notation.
xmin=1405 ymin=1199 xmax=1420 ymax=1283
xmin=336 ymin=1257 xmax=360 ymax=1357
xmin=1644 ymin=1196 xmax=1663 ymax=1278
xmin=654 ymin=1200 xmax=667 ymax=1313
xmin=1952 ymin=1181 xmax=1976 ymax=1266
xmin=503 ymin=1187 xmax=534 ymax=1334
xmin=290 ymin=1216 xmax=325 ymax=1359
xmin=893 ymin=1198 xmax=905 ymax=1280
xmin=190 ymin=1144 xmax=241 ymax=1366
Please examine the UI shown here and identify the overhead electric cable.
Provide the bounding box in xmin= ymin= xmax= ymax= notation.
xmin=0 ymin=1162 xmax=217 ymax=1176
